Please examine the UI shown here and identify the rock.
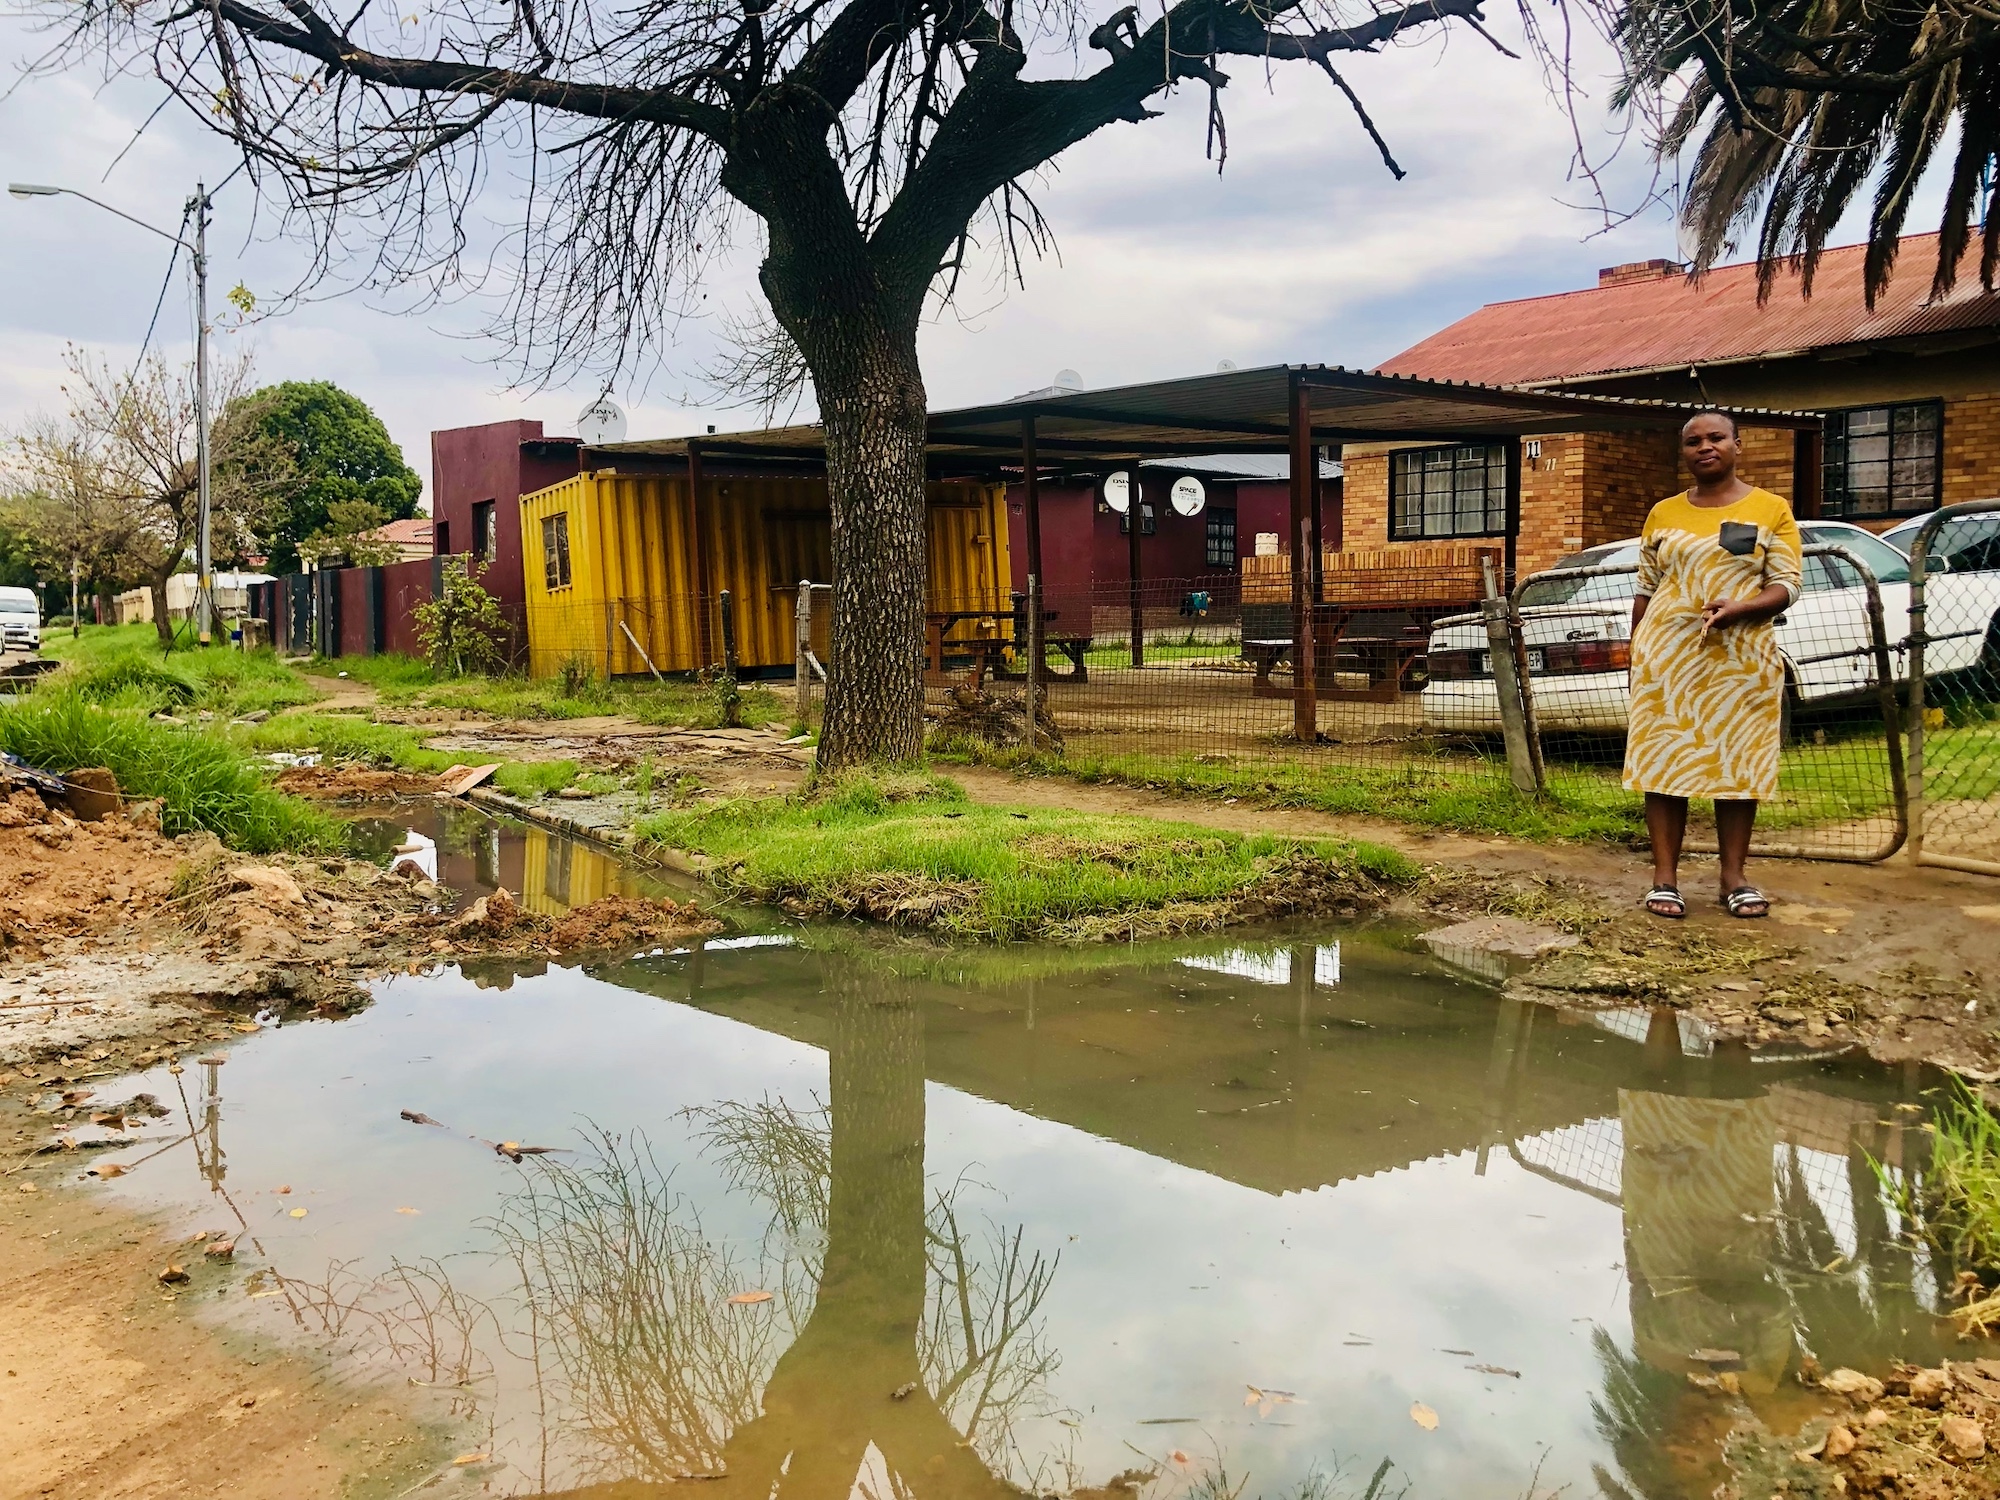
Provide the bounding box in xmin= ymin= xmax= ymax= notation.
xmin=203 ymin=1239 xmax=235 ymax=1259
xmin=1420 ymin=916 xmax=1580 ymax=962
xmin=233 ymin=709 xmax=270 ymax=724
xmin=228 ymin=865 xmax=306 ymax=908
xmin=1821 ymin=1368 xmax=1886 ymax=1401
xmin=1824 ymin=1425 xmax=1857 ymax=1458
xmin=158 ymin=1264 xmax=189 ymax=1284
xmin=1862 ymin=1408 xmax=1891 ymax=1429
xmin=1906 ymin=1367 xmax=1950 ymax=1406
xmin=1939 ymin=1414 xmax=1987 ymax=1460
xmin=126 ymin=800 xmax=163 ymax=834
xmin=62 ymin=766 xmax=120 ymax=823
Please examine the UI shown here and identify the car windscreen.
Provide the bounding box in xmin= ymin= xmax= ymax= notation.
xmin=1516 ymin=545 xmax=1641 ymax=608
xmin=1801 ymin=526 xmax=1911 ymax=584
xmin=1887 ymin=515 xmax=2000 ymax=573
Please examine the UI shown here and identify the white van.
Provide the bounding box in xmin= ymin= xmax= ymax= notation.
xmin=0 ymin=587 xmax=42 ymax=651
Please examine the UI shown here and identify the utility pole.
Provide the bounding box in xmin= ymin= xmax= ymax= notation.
xmin=192 ymin=183 xmax=213 ymax=646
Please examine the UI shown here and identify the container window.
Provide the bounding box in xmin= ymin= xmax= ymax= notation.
xmin=542 ymin=513 xmax=572 ymax=590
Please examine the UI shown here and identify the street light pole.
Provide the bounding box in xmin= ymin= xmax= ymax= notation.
xmin=8 ymin=179 xmax=216 ymax=644
xmin=191 ymin=184 xmax=213 ymax=646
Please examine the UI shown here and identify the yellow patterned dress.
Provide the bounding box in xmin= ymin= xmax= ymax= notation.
xmin=1622 ymin=489 xmax=1803 ymax=801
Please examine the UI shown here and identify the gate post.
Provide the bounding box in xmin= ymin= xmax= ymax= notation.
xmin=1024 ymin=573 xmax=1042 ymax=751
xmin=1481 ymin=557 xmax=1539 ymax=795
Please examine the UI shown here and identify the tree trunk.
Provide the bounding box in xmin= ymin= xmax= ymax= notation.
xmin=809 ymin=323 xmax=931 ymax=773
xmin=149 ymin=572 xmax=175 ymax=647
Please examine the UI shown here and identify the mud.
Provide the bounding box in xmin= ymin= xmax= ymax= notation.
xmin=273 ymin=764 xmax=447 ymax=800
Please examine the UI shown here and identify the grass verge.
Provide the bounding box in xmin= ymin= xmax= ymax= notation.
xmin=634 ymin=770 xmax=1418 ymax=942
xmin=41 ymin=623 xmax=321 ymax=718
xmin=1882 ymin=1079 xmax=2000 ymax=1288
xmin=0 ymin=692 xmax=342 ymax=852
xmin=318 ymin=650 xmax=787 ymax=729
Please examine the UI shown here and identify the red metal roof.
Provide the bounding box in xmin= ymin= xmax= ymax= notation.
xmin=367 ymin=517 xmax=434 ymax=546
xmin=1380 ymin=233 xmax=2000 ymax=387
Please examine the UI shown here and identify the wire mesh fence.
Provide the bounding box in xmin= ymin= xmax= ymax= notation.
xmin=1907 ymin=500 xmax=2000 ymax=875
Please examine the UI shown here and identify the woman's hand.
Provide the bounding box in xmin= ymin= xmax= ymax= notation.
xmin=1701 ymin=585 xmax=1792 ymax=634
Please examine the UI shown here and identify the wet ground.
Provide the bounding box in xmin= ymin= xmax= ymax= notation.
xmin=34 ymin=810 xmax=1972 ymax=1500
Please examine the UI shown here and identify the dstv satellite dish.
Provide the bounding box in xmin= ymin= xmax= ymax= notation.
xmin=1171 ymin=475 xmax=1206 ymax=516
xmin=1052 ymin=368 xmax=1083 ymax=392
xmin=1103 ymin=470 xmax=1131 ymax=514
xmin=576 ymin=394 xmax=628 ymax=446
xmin=1215 ymin=359 xmax=1237 ymax=372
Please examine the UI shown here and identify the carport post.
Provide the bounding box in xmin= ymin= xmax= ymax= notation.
xmin=1128 ymin=464 xmax=1144 ymax=667
xmin=1022 ymin=418 xmax=1045 ymax=685
xmin=1289 ymin=373 xmax=1317 ymax=742
xmin=687 ymin=441 xmax=715 ymax=669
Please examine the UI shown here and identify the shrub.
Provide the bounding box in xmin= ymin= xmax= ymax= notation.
xmin=415 ymin=559 xmax=511 ymax=676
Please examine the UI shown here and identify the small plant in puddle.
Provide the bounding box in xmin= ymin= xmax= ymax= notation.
xmin=1877 ymin=1078 xmax=2000 ymax=1282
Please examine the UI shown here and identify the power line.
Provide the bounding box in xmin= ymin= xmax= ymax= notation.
xmin=129 ymin=203 xmax=194 ymax=377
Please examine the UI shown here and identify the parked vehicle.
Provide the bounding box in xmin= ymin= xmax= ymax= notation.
xmin=1419 ymin=520 xmax=2000 ymax=734
xmin=0 ymin=587 xmax=41 ymax=652
xmin=1883 ymin=509 xmax=2000 ymax=575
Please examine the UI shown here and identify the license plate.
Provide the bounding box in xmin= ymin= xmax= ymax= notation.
xmin=1480 ymin=649 xmax=1545 ymax=675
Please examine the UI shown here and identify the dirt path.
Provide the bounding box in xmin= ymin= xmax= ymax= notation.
xmin=297 ymin=672 xmax=378 ymax=713
xmin=0 ymin=1118 xmax=439 ymax=1499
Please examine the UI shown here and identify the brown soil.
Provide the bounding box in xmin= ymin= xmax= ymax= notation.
xmin=273 ymin=765 xmax=447 ymax=801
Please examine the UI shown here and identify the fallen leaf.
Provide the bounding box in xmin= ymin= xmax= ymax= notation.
xmin=233 ymin=1021 xmax=261 ymax=1034
xmin=1409 ymin=1402 xmax=1439 ymax=1431
xmin=452 ymin=1452 xmax=489 ymax=1467
xmin=1467 ymin=1364 xmax=1521 ymax=1378
xmin=159 ymin=1264 xmax=189 ymax=1284
xmin=288 ymin=1207 xmax=308 ymax=1219
xmin=395 ymin=1207 xmax=421 ymax=1215
xmin=275 ymin=1184 xmax=291 ymax=1195
xmin=1169 ymin=1452 xmax=1191 ymax=1467
xmin=60 ymin=1090 xmax=92 ymax=1105
xmin=890 ymin=1382 xmax=917 ymax=1400
xmin=204 ymin=1240 xmax=236 ymax=1259
xmin=90 ymin=1163 xmax=128 ymax=1178
xmin=728 ymin=1290 xmax=774 ymax=1306
xmin=1439 ymin=1348 xmax=1475 ymax=1357
xmin=400 ymin=1111 xmax=445 ymax=1128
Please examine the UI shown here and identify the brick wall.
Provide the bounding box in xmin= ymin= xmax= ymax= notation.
xmin=1944 ymin=393 xmax=2000 ymax=506
xmin=1340 ymin=454 xmax=1390 ymax=550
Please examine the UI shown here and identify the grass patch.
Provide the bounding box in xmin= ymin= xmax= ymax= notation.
xmin=234 ymin=712 xmax=581 ymax=798
xmin=634 ymin=770 xmax=1417 ymax=942
xmin=0 ymin=691 xmax=342 ymax=852
xmin=41 ymin=623 xmax=320 ymax=718
xmin=315 ymin=650 xmax=787 ymax=729
xmin=934 ymin=739 xmax=1647 ymax=844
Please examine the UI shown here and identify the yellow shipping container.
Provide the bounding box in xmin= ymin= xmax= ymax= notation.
xmin=520 ymin=470 xmax=1010 ymax=679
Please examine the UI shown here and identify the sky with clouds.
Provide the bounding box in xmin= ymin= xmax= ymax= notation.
xmin=0 ymin=6 xmax=1906 ymax=501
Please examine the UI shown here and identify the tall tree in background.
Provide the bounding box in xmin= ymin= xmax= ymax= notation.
xmin=8 ymin=348 xmax=289 ymax=645
xmin=244 ymin=381 xmax=421 ymax=574
xmin=1616 ymin=0 xmax=1999 ymax=301
xmin=47 ymin=0 xmax=1519 ymax=767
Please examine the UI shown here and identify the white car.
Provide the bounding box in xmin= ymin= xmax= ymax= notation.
xmin=1419 ymin=520 xmax=2000 ymax=734
xmin=0 ymin=587 xmax=40 ymax=652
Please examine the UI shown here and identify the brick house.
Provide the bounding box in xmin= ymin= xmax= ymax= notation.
xmin=1358 ymin=232 xmax=2000 ymax=576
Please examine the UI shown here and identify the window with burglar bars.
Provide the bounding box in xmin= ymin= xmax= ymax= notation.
xmin=1206 ymin=507 xmax=1237 ymax=568
xmin=542 ymin=513 xmax=572 ymax=589
xmin=1390 ymin=445 xmax=1510 ymax=539
xmin=1823 ymin=402 xmax=1942 ymax=518
xmin=1118 ymin=502 xmax=1157 ymax=537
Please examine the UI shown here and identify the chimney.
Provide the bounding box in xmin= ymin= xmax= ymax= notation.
xmin=1598 ymin=258 xmax=1684 ymax=289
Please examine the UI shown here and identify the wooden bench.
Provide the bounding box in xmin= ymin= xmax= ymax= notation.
xmin=1240 ymin=544 xmax=1503 ymax=701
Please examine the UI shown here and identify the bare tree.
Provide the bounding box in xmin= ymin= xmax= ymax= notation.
xmin=7 ymin=348 xmax=288 ymax=644
xmin=1614 ymin=0 xmax=1999 ymax=303
xmin=41 ymin=0 xmax=1514 ymax=764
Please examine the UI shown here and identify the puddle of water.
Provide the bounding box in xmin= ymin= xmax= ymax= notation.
xmin=70 ymin=822 xmax=1959 ymax=1500
xmin=345 ymin=800 xmax=694 ymax=914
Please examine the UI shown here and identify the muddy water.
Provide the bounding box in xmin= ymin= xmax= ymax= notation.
xmin=84 ymin=813 xmax=1954 ymax=1499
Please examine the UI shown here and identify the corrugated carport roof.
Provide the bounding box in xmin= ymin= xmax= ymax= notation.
xmin=593 ymin=363 xmax=1819 ymax=469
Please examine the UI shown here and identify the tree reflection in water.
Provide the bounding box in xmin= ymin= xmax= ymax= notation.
xmin=280 ymin=961 xmax=1069 ymax=1499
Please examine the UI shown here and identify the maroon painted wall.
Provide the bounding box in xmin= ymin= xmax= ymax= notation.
xmin=380 ymin=558 xmax=435 ymax=658
xmin=430 ymin=420 xmax=582 ymax=616
xmin=1007 ymin=475 xmax=1311 ymax=594
xmin=335 ymin=568 xmax=373 ymax=657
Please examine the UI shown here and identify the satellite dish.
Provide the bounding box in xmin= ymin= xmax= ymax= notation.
xmin=1052 ymin=368 xmax=1083 ymax=392
xmin=1215 ymin=360 xmax=1237 ymax=373
xmin=1103 ymin=470 xmax=1132 ymax=514
xmin=1171 ymin=475 xmax=1206 ymax=517
xmin=576 ymin=394 xmax=628 ymax=446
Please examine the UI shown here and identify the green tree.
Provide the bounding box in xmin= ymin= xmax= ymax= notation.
xmin=244 ymin=382 xmax=421 ymax=574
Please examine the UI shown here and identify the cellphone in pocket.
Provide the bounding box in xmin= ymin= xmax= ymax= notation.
xmin=1717 ymin=521 xmax=1760 ymax=557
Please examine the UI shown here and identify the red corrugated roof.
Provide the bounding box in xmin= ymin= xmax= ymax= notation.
xmin=1380 ymin=233 xmax=2000 ymax=387
xmin=368 ymin=517 xmax=434 ymax=546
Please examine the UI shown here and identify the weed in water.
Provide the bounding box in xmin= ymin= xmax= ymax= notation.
xmin=1878 ymin=1078 xmax=2000 ymax=1282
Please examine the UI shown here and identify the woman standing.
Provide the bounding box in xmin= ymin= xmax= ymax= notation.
xmin=1625 ymin=411 xmax=1802 ymax=919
